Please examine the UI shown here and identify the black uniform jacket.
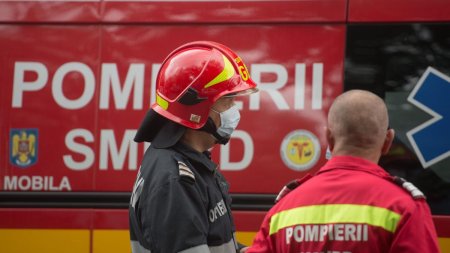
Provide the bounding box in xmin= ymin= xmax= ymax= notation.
xmin=129 ymin=141 xmax=238 ymax=253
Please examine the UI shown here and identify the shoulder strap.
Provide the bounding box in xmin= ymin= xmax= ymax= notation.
xmin=173 ymin=153 xmax=196 ymax=184
xmin=178 ymin=161 xmax=195 ymax=183
xmin=275 ymin=174 xmax=313 ymax=203
xmin=392 ymin=176 xmax=426 ymax=200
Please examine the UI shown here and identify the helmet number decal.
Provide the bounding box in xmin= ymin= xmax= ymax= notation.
xmin=190 ymin=114 xmax=201 ymax=123
xmin=235 ymin=57 xmax=249 ymax=81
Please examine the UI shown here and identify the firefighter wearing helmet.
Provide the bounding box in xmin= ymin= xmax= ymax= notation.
xmin=129 ymin=41 xmax=258 ymax=253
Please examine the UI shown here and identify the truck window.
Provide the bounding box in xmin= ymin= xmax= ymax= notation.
xmin=345 ymin=23 xmax=450 ymax=215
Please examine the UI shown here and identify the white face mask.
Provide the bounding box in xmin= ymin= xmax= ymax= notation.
xmin=211 ymin=105 xmax=241 ymax=137
xmin=325 ymin=146 xmax=332 ymax=160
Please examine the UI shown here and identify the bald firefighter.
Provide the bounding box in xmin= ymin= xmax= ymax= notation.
xmin=129 ymin=41 xmax=258 ymax=253
xmin=247 ymin=90 xmax=440 ymax=253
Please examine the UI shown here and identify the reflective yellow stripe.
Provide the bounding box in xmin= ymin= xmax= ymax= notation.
xmin=0 ymin=229 xmax=90 ymax=253
xmin=156 ymin=94 xmax=169 ymax=110
xmin=1 ymin=228 xmax=448 ymax=253
xmin=236 ymin=231 xmax=257 ymax=246
xmin=438 ymin=237 xmax=450 ymax=253
xmin=269 ymin=204 xmax=401 ymax=235
xmin=204 ymin=55 xmax=235 ymax=88
xmin=93 ymin=230 xmax=131 ymax=253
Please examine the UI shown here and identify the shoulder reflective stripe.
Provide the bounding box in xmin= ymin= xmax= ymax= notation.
xmin=269 ymin=204 xmax=401 ymax=235
xmin=209 ymin=239 xmax=236 ymax=253
xmin=130 ymin=240 xmax=151 ymax=253
xmin=233 ymin=232 xmax=239 ymax=249
xmin=130 ymin=240 xmax=235 ymax=253
xmin=178 ymin=161 xmax=195 ymax=181
xmin=179 ymin=244 xmax=210 ymax=253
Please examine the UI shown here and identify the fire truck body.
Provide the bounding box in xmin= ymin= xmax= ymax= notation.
xmin=1 ymin=0 xmax=450 ymax=252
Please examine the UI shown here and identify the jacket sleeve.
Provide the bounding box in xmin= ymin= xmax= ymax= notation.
xmin=139 ymin=177 xmax=210 ymax=253
xmin=246 ymin=212 xmax=274 ymax=253
xmin=388 ymin=200 xmax=440 ymax=253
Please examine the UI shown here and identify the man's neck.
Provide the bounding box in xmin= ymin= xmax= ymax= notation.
xmin=180 ymin=129 xmax=215 ymax=153
xmin=332 ymin=148 xmax=381 ymax=164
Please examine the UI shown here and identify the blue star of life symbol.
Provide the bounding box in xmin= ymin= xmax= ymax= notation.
xmin=407 ymin=67 xmax=450 ymax=168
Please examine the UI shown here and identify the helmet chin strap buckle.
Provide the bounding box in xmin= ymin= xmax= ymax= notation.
xmin=214 ymin=133 xmax=230 ymax=145
xmin=199 ymin=117 xmax=230 ymax=145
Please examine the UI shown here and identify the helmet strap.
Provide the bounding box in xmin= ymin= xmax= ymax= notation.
xmin=200 ymin=117 xmax=230 ymax=145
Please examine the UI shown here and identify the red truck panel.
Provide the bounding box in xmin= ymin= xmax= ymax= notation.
xmin=0 ymin=0 xmax=101 ymax=23
xmin=348 ymin=0 xmax=450 ymax=22
xmin=0 ymin=0 xmax=347 ymax=23
xmin=102 ymin=0 xmax=347 ymax=23
xmin=0 ymin=24 xmax=345 ymax=194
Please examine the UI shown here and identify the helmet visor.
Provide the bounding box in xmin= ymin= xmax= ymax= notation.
xmin=222 ymin=87 xmax=259 ymax=98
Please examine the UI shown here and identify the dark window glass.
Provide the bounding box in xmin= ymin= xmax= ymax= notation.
xmin=345 ymin=24 xmax=450 ymax=215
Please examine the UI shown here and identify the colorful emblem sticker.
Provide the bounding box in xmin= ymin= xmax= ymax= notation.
xmin=280 ymin=130 xmax=321 ymax=171
xmin=10 ymin=128 xmax=38 ymax=168
xmin=235 ymin=57 xmax=250 ymax=81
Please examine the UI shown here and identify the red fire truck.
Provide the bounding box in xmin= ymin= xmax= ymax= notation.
xmin=1 ymin=0 xmax=450 ymax=252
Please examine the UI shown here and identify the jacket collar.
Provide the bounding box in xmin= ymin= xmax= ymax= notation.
xmin=172 ymin=142 xmax=217 ymax=173
xmin=317 ymin=155 xmax=391 ymax=180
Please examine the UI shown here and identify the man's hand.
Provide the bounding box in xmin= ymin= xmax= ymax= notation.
xmin=240 ymin=246 xmax=249 ymax=253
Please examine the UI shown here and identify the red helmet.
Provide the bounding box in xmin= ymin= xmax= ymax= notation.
xmin=152 ymin=41 xmax=258 ymax=129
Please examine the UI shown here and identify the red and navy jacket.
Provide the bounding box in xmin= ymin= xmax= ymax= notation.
xmin=247 ymin=156 xmax=440 ymax=253
xmin=129 ymin=141 xmax=239 ymax=253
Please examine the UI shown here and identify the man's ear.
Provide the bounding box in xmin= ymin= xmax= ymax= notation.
xmin=326 ymin=127 xmax=334 ymax=151
xmin=381 ymin=128 xmax=395 ymax=155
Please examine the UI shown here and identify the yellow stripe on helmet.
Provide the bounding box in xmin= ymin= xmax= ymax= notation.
xmin=156 ymin=94 xmax=169 ymax=110
xmin=204 ymin=55 xmax=235 ymax=88
xmin=269 ymin=204 xmax=401 ymax=235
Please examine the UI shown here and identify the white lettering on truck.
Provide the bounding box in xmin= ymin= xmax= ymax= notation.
xmin=12 ymin=61 xmax=324 ymax=111
xmin=10 ymin=61 xmax=324 ymax=171
xmin=4 ymin=176 xmax=71 ymax=191
xmin=64 ymin=129 xmax=138 ymax=171
xmin=249 ymin=63 xmax=323 ymax=111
